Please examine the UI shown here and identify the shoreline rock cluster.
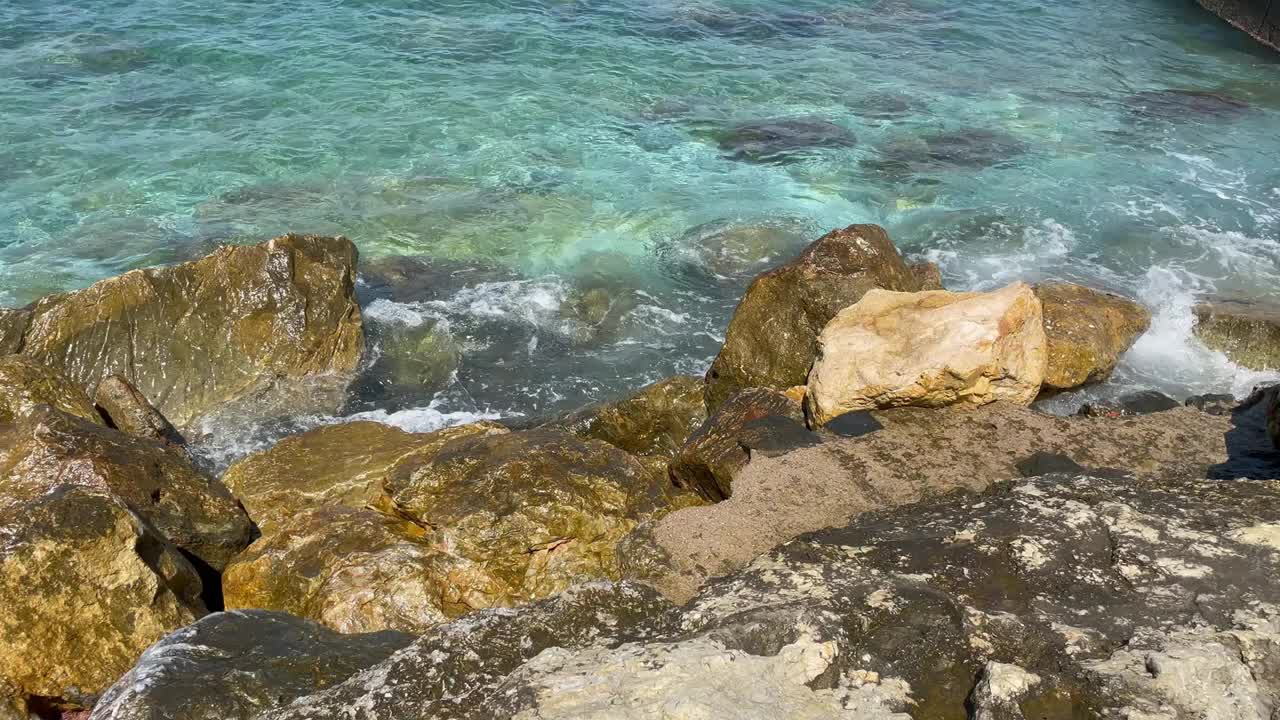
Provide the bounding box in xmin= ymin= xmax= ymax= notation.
xmin=2 ymin=226 xmax=1278 ymax=719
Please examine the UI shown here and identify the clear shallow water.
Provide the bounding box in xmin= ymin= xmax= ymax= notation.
xmin=3 ymin=0 xmax=1279 ymax=453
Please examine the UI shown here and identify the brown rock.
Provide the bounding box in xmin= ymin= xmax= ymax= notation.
xmin=0 ymin=406 xmax=252 ymax=570
xmin=1194 ymin=300 xmax=1280 ymax=370
xmin=1036 ymin=282 xmax=1150 ymax=390
xmin=223 ymin=506 xmax=501 ymax=634
xmin=908 ymin=260 xmax=944 ymax=290
xmin=704 ymin=224 xmax=922 ymax=410
xmin=0 ymin=486 xmax=205 ymax=714
xmin=0 ymin=310 xmax=29 ymax=356
xmin=806 ymin=283 xmax=1046 ymax=424
xmin=621 ymin=402 xmax=1237 ymax=603
xmin=17 ymin=234 xmax=364 ymax=429
xmin=94 ymin=374 xmax=184 ymax=445
xmin=222 ymin=420 xmax=507 ymax=538
xmin=668 ymin=387 xmax=801 ymax=502
xmin=382 ymin=429 xmax=660 ymax=605
xmin=0 ymin=355 xmax=101 ymax=425
xmin=545 ymin=375 xmax=707 ymax=458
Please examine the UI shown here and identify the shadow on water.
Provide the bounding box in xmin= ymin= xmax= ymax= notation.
xmin=1207 ymin=386 xmax=1280 ymax=479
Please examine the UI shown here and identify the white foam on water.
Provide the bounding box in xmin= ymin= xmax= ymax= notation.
xmin=363 ymin=297 xmax=435 ymax=328
xmin=340 ymin=401 xmax=508 ymax=433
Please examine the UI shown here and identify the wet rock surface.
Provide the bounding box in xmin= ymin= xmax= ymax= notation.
xmin=1078 ymin=389 xmax=1182 ymax=417
xmin=0 ymin=310 xmax=30 ymax=355
xmin=0 ymin=406 xmax=251 ymax=570
xmin=1194 ymin=299 xmax=1280 ymax=370
xmin=0 ymin=355 xmax=101 ymax=425
xmin=1196 ymin=0 xmax=1280 ymax=51
xmin=806 ymin=283 xmax=1046 ymax=423
xmin=544 ymin=375 xmax=707 ymax=459
xmin=1 ymin=486 xmax=206 ymax=716
xmin=1036 ymin=281 xmax=1151 ymax=391
xmin=705 ymin=224 xmax=922 ymax=409
xmin=88 ymin=610 xmax=410 ymax=720
xmin=93 ymin=374 xmax=185 ymax=445
xmin=668 ymin=387 xmax=802 ymax=502
xmin=11 ymin=234 xmax=364 ymax=429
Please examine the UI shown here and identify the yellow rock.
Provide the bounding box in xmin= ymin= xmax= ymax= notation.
xmin=806 ymin=283 xmax=1046 ymax=425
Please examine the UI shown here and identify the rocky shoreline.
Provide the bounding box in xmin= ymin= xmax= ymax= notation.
xmin=2 ymin=227 xmax=1280 ymax=719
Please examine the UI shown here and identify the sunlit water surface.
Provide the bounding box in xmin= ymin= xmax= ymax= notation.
xmin=2 ymin=0 xmax=1278 ymax=463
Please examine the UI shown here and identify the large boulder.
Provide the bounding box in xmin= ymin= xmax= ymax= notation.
xmin=222 ymin=419 xmax=505 ymax=537
xmin=806 ymin=283 xmax=1046 ymax=425
xmin=88 ymin=610 xmax=411 ymax=720
xmin=1194 ymin=299 xmax=1280 ymax=370
xmin=221 ymin=424 xmax=673 ymax=632
xmin=0 ymin=406 xmax=252 ymax=570
xmin=622 ymin=401 xmax=1239 ymax=602
xmin=705 ymin=224 xmax=923 ymax=410
xmin=133 ymin=474 xmax=1280 ymax=720
xmin=1036 ymin=281 xmax=1150 ymax=390
xmin=0 ymin=355 xmax=101 ymax=425
xmin=545 ymin=375 xmax=707 ymax=458
xmin=223 ymin=506 xmax=503 ymax=634
xmin=668 ymin=387 xmax=802 ymax=502
xmin=1 ymin=486 xmax=206 ymax=716
xmin=11 ymin=234 xmax=364 ymax=429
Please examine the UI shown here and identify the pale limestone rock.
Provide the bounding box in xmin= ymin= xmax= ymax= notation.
xmin=806 ymin=282 xmax=1045 ymax=425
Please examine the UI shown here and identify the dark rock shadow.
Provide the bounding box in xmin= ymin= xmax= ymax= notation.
xmin=1207 ymin=387 xmax=1280 ymax=479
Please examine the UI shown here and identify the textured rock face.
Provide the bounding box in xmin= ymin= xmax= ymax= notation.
xmin=0 ymin=486 xmax=206 ymax=715
xmin=0 ymin=355 xmax=101 ymax=425
xmin=113 ymin=474 xmax=1280 ymax=720
xmin=1196 ymin=0 xmax=1280 ymax=51
xmin=222 ymin=419 xmax=505 ymax=537
xmin=622 ymin=401 xmax=1238 ymax=602
xmin=1195 ymin=300 xmax=1280 ymax=370
xmin=546 ymin=375 xmax=707 ymax=458
xmin=93 ymin=374 xmax=184 ymax=445
xmin=806 ymin=283 xmax=1046 ymax=425
xmin=0 ymin=406 xmax=252 ymax=570
xmin=381 ymin=429 xmax=661 ymax=605
xmin=13 ymin=234 xmax=364 ymax=429
xmin=908 ymin=260 xmax=944 ymax=290
xmin=223 ymin=506 xmax=499 ymax=634
xmin=0 ymin=310 xmax=29 ymax=355
xmin=705 ymin=224 xmax=922 ymax=410
xmin=668 ymin=387 xmax=801 ymax=502
xmin=88 ymin=610 xmax=411 ymax=720
xmin=1036 ymin=281 xmax=1151 ymax=390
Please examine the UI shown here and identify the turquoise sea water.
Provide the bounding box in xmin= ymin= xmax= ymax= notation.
xmin=2 ymin=0 xmax=1279 ymax=447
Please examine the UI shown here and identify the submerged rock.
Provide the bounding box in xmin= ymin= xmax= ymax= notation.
xmin=675 ymin=218 xmax=812 ymax=278
xmin=1194 ymin=299 xmax=1280 ymax=370
xmin=93 ymin=374 xmax=185 ymax=445
xmin=705 ymin=224 xmax=922 ymax=409
xmin=714 ymin=117 xmax=856 ymax=163
xmin=622 ymin=401 xmax=1238 ymax=602
xmin=863 ymin=127 xmax=1028 ymax=178
xmin=546 ymin=375 xmax=707 ymax=459
xmin=806 ymin=283 xmax=1046 ymax=425
xmin=0 ymin=406 xmax=252 ymax=570
xmin=13 ymin=234 xmax=364 ymax=429
xmin=1127 ymin=88 xmax=1252 ymax=122
xmin=1036 ymin=282 xmax=1150 ymax=390
xmin=88 ymin=610 xmax=410 ymax=720
xmin=1 ymin=486 xmax=205 ymax=716
xmin=668 ymin=387 xmax=802 ymax=502
xmin=353 ymin=317 xmax=460 ymax=407
xmin=0 ymin=355 xmax=101 ymax=425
